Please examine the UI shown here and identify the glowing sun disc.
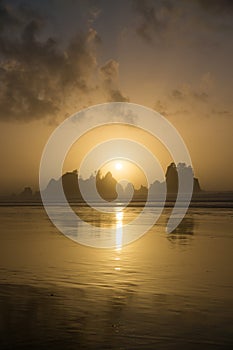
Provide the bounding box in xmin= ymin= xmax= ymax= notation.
xmin=115 ymin=162 xmax=123 ymax=170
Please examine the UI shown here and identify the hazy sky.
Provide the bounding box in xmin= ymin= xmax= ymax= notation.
xmin=0 ymin=0 xmax=233 ymax=193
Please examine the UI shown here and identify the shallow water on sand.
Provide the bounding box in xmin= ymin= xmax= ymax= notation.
xmin=0 ymin=205 xmax=233 ymax=349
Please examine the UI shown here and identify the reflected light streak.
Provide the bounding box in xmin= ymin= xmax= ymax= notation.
xmin=115 ymin=209 xmax=123 ymax=251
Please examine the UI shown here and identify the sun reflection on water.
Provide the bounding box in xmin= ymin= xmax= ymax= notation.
xmin=115 ymin=210 xmax=123 ymax=251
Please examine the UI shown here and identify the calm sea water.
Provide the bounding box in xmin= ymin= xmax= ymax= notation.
xmin=0 ymin=205 xmax=233 ymax=349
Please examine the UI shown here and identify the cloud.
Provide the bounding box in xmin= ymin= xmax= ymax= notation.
xmin=154 ymin=100 xmax=168 ymax=117
xmin=100 ymin=59 xmax=119 ymax=82
xmin=132 ymin=0 xmax=175 ymax=42
xmin=99 ymin=59 xmax=129 ymax=102
xmin=133 ymin=0 xmax=233 ymax=44
xmin=172 ymin=89 xmax=184 ymax=100
xmin=0 ymin=0 xmax=101 ymax=123
xmin=87 ymin=5 xmax=102 ymax=26
xmin=0 ymin=0 xmax=21 ymax=31
xmin=172 ymin=88 xmax=208 ymax=103
xmin=196 ymin=0 xmax=233 ymax=13
xmin=0 ymin=0 xmax=128 ymax=123
xmin=108 ymin=89 xmax=129 ymax=103
xmin=152 ymin=70 xmax=223 ymax=119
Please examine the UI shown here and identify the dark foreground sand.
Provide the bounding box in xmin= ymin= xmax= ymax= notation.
xmin=0 ymin=282 xmax=233 ymax=350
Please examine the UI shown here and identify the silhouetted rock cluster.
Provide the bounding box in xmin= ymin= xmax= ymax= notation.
xmin=44 ymin=162 xmax=201 ymax=202
xmin=166 ymin=162 xmax=201 ymax=194
xmin=96 ymin=171 xmax=118 ymax=200
xmin=6 ymin=163 xmax=202 ymax=203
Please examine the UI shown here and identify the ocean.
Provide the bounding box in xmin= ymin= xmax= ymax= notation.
xmin=0 ymin=204 xmax=233 ymax=349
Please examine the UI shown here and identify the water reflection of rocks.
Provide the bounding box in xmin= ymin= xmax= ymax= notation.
xmin=167 ymin=216 xmax=194 ymax=246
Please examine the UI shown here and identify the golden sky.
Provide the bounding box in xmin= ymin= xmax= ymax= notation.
xmin=0 ymin=0 xmax=233 ymax=193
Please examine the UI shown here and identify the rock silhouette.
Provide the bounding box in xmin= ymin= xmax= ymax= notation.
xmin=165 ymin=162 xmax=201 ymax=194
xmin=44 ymin=162 xmax=201 ymax=202
xmin=166 ymin=163 xmax=179 ymax=194
xmin=9 ymin=163 xmax=202 ymax=203
xmin=19 ymin=186 xmax=33 ymax=200
xmin=96 ymin=171 xmax=118 ymax=201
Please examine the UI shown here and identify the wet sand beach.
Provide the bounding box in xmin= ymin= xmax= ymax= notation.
xmin=0 ymin=206 xmax=233 ymax=349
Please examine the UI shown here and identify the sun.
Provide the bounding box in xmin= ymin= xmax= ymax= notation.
xmin=115 ymin=162 xmax=123 ymax=170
